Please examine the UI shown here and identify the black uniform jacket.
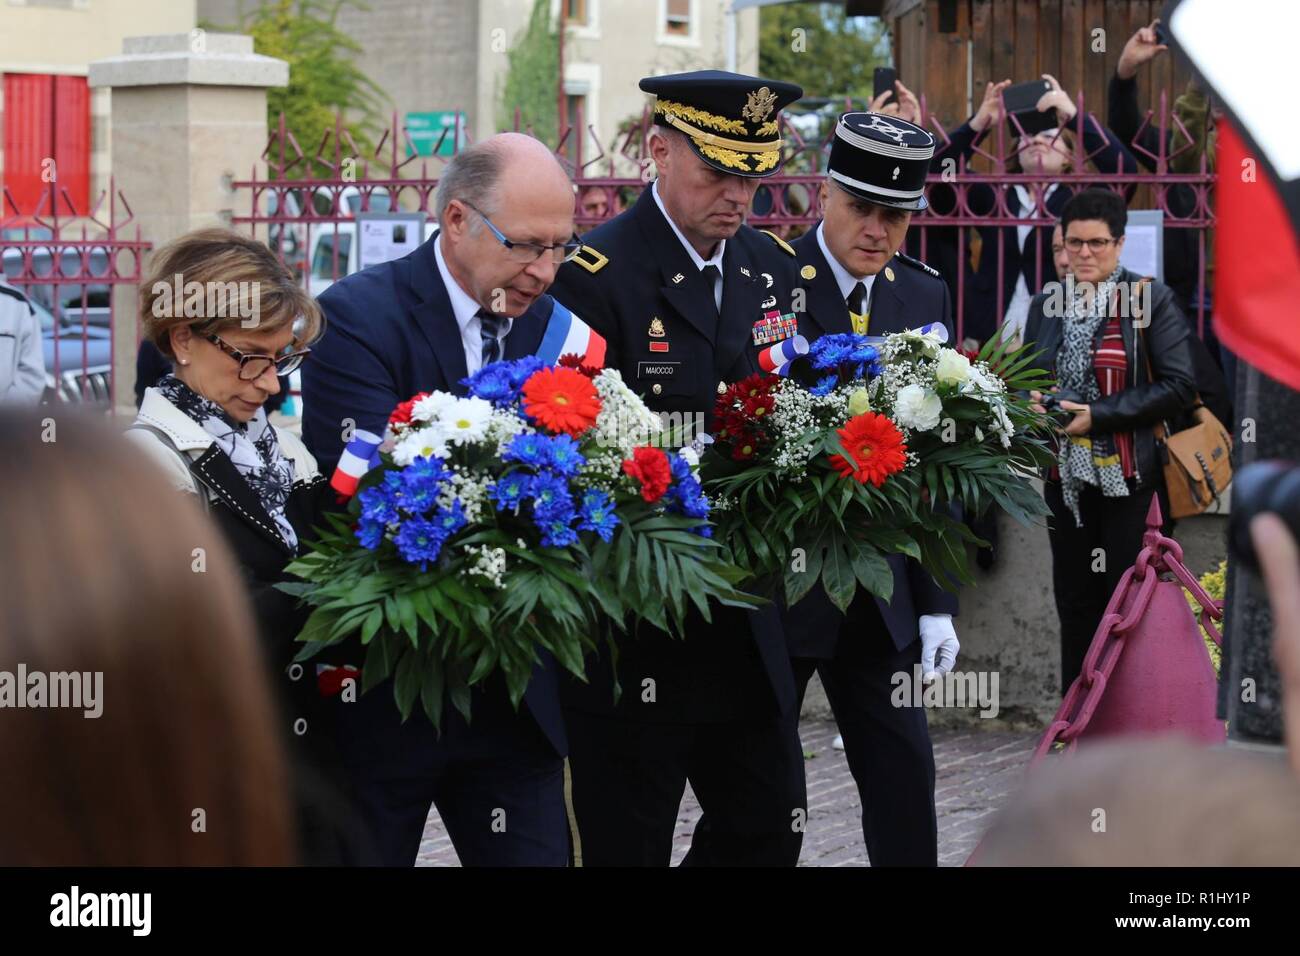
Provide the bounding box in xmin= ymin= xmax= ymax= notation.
xmin=549 ymin=186 xmax=805 ymax=722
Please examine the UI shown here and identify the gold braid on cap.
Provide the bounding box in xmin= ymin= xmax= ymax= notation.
xmin=756 ymin=120 xmax=779 ymax=137
xmin=653 ymin=98 xmax=747 ymax=135
xmin=697 ymin=143 xmax=782 ymax=173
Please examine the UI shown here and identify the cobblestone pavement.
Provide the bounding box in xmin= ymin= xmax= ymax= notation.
xmin=415 ymin=720 xmax=1039 ymax=866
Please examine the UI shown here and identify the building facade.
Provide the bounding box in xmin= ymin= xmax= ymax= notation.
xmin=0 ymin=0 xmax=198 ymax=219
xmin=197 ymin=0 xmax=758 ymax=174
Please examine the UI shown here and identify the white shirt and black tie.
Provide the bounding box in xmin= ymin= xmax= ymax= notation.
xmin=434 ymin=232 xmax=513 ymax=373
xmin=653 ymin=180 xmax=725 ymax=314
xmin=816 ymin=221 xmax=876 ymax=332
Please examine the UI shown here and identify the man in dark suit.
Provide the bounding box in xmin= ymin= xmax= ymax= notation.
xmin=786 ymin=112 xmax=961 ymax=866
xmin=301 ymin=132 xmax=587 ymax=866
xmin=548 ymin=71 xmax=808 ymax=867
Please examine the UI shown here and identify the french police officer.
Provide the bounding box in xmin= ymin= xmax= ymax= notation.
xmin=549 ymin=70 xmax=808 ymax=867
xmin=786 ymin=111 xmax=961 ymax=866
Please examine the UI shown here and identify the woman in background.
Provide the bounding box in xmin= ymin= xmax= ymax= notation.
xmin=0 ymin=409 xmax=293 ymax=864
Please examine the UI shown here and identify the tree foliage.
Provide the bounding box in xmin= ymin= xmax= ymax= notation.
xmin=204 ymin=0 xmax=389 ymax=178
xmin=759 ymin=3 xmax=891 ymax=105
xmin=496 ymin=0 xmax=560 ymax=147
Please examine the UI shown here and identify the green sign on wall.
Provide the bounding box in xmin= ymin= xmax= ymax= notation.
xmin=406 ymin=111 xmax=464 ymax=157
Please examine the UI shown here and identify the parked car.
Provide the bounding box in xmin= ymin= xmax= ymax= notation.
xmin=33 ymin=297 xmax=113 ymax=404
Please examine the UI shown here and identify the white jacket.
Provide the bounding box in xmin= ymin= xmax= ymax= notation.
xmin=126 ymin=386 xmax=321 ymax=496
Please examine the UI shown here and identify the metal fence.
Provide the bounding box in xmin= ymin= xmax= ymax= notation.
xmin=235 ymin=91 xmax=1214 ymax=351
xmin=1 ymin=88 xmax=1208 ymax=408
xmin=0 ymin=179 xmax=149 ymax=405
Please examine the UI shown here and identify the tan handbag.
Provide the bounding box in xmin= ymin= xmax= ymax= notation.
xmin=1133 ymin=280 xmax=1233 ymax=518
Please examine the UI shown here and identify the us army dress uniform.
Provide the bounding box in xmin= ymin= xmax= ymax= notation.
xmin=549 ymin=71 xmax=809 ymax=867
xmin=788 ymin=112 xmax=958 ymax=866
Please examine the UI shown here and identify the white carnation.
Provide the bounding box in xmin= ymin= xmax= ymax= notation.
xmin=935 ymin=348 xmax=971 ymax=385
xmin=893 ymin=383 xmax=944 ymax=432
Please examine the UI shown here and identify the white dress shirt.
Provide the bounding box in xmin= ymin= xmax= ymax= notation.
xmin=434 ymin=232 xmax=513 ymax=374
xmin=652 ymin=180 xmax=725 ymax=313
xmin=816 ymin=221 xmax=877 ymax=311
xmin=1001 ymin=183 xmax=1059 ymax=344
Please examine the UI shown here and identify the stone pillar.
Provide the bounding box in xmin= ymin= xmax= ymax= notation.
xmin=1223 ymin=360 xmax=1292 ymax=753
xmin=88 ymin=32 xmax=287 ymax=416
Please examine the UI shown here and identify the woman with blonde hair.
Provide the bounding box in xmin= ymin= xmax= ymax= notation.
xmin=127 ymin=227 xmax=365 ymax=863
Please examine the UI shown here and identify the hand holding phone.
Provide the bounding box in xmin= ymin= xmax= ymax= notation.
xmin=873 ymin=67 xmax=897 ymax=107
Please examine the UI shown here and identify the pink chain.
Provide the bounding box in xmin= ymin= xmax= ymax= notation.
xmin=1030 ymin=513 xmax=1223 ymax=764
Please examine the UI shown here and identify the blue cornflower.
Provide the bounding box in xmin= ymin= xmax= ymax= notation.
xmin=529 ymin=470 xmax=574 ymax=520
xmin=432 ymin=499 xmax=468 ymax=539
xmin=506 ymin=355 xmax=546 ymax=389
xmin=401 ymin=457 xmax=448 ymax=513
xmin=577 ymin=489 xmax=620 ymax=542
xmin=667 ymin=452 xmax=693 ymax=483
xmin=503 ymin=432 xmax=551 ymax=468
xmin=355 ymin=516 xmax=386 ymax=550
xmin=489 ymin=471 xmax=530 ymax=511
xmin=666 ymin=476 xmax=710 ymax=520
xmin=394 ymin=515 xmax=446 ymax=569
xmin=462 ymin=364 xmax=517 ymax=406
xmin=546 ymin=434 xmax=587 ymax=477
xmin=849 ymin=342 xmax=879 ymax=365
xmin=810 ymin=374 xmax=839 ymax=397
xmin=809 ymin=333 xmax=857 ymax=370
xmin=692 ymin=524 xmax=714 ymax=539
xmin=358 ymin=484 xmax=400 ymax=525
xmin=539 ymin=516 xmax=579 ymax=549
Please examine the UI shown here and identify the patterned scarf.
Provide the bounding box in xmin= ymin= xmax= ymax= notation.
xmin=1056 ymin=266 xmax=1129 ymax=527
xmin=156 ymin=374 xmax=299 ymax=550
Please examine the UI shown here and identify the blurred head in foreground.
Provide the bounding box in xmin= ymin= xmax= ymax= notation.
xmin=0 ymin=409 xmax=293 ymax=864
xmin=975 ymin=737 xmax=1300 ymax=866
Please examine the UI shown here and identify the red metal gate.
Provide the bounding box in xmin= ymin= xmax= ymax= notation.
xmin=0 ymin=179 xmax=148 ymax=406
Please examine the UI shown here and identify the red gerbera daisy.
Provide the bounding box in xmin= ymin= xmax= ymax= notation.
xmin=622 ymin=446 xmax=672 ymax=502
xmin=828 ymin=412 xmax=908 ymax=486
xmin=522 ymin=367 xmax=603 ymax=436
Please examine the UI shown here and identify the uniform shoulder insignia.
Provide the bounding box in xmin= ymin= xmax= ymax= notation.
xmin=759 ymin=230 xmax=796 ymax=258
xmin=894 ymin=252 xmax=942 ymax=280
xmin=571 ymin=244 xmax=609 ymax=275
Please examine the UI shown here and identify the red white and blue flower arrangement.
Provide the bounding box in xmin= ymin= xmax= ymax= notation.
xmin=704 ymin=327 xmax=1054 ymax=611
xmin=279 ymin=355 xmax=754 ymax=727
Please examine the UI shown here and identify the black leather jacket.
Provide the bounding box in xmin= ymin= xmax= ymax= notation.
xmin=1023 ymin=267 xmax=1198 ymax=490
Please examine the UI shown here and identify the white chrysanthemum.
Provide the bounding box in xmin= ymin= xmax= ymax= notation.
xmin=440 ymin=396 xmax=494 ymax=445
xmin=391 ymin=427 xmax=449 ymax=466
xmin=935 ymin=348 xmax=971 ymax=385
xmin=678 ymin=446 xmax=700 ymax=471
xmin=894 ymin=383 xmax=944 ymax=432
xmin=411 ymin=390 xmax=457 ymax=423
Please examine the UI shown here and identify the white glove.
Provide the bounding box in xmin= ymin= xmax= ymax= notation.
xmin=918 ymin=614 xmax=959 ymax=681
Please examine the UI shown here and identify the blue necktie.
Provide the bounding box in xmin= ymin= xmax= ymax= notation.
xmin=478 ymin=309 xmax=504 ymax=367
